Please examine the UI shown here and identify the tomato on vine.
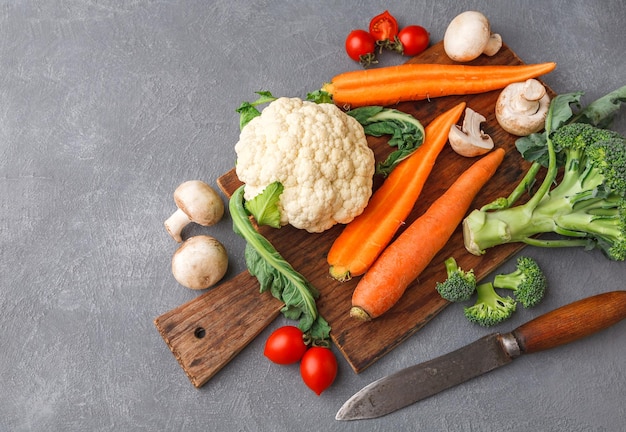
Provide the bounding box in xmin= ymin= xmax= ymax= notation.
xmin=264 ymin=326 xmax=308 ymax=365
xmin=398 ymin=25 xmax=430 ymax=56
xmin=345 ymin=29 xmax=377 ymax=66
xmin=300 ymin=346 xmax=338 ymax=396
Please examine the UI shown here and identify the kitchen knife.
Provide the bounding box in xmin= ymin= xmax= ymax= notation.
xmin=336 ymin=290 xmax=626 ymax=421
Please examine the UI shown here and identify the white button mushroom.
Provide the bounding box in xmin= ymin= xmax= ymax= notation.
xmin=448 ymin=107 xmax=495 ymax=157
xmin=164 ymin=180 xmax=224 ymax=242
xmin=171 ymin=235 xmax=228 ymax=290
xmin=443 ymin=11 xmax=502 ymax=62
xmin=495 ymin=79 xmax=551 ymax=136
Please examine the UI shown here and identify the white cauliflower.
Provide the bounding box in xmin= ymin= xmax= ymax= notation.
xmin=235 ymin=97 xmax=375 ymax=233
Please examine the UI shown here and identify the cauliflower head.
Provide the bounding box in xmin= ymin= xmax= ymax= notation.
xmin=235 ymin=97 xmax=375 ymax=233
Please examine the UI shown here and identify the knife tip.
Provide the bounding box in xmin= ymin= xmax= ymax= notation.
xmin=335 ymin=406 xmax=369 ymax=421
xmin=335 ymin=405 xmax=356 ymax=421
xmin=334 ymin=409 xmax=347 ymax=421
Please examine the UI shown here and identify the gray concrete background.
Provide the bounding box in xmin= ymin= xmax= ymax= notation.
xmin=2 ymin=1 xmax=625 ymax=431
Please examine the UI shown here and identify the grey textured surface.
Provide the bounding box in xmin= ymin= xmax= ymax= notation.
xmin=2 ymin=1 xmax=625 ymax=431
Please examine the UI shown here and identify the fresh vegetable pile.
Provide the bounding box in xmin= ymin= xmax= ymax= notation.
xmin=161 ymin=9 xmax=626 ymax=395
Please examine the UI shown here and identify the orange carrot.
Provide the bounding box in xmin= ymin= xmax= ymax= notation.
xmin=322 ymin=63 xmax=556 ymax=108
xmin=327 ymin=102 xmax=466 ymax=282
xmin=351 ymin=147 xmax=506 ymax=321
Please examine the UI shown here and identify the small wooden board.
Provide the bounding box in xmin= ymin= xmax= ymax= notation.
xmin=155 ymin=40 xmax=552 ymax=387
xmin=154 ymin=271 xmax=283 ymax=387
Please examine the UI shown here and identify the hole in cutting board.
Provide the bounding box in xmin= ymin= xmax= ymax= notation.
xmin=194 ymin=327 xmax=206 ymax=339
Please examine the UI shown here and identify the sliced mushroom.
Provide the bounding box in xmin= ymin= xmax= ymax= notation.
xmin=164 ymin=180 xmax=224 ymax=242
xmin=496 ymin=79 xmax=551 ymax=136
xmin=448 ymin=107 xmax=494 ymax=157
xmin=443 ymin=11 xmax=502 ymax=62
xmin=171 ymin=235 xmax=228 ymax=290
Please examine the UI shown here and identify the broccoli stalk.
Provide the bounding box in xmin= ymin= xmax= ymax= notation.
xmin=493 ymin=256 xmax=547 ymax=308
xmin=463 ymin=282 xmax=517 ymax=327
xmin=435 ymin=257 xmax=477 ymax=302
xmin=463 ymin=93 xmax=626 ymax=261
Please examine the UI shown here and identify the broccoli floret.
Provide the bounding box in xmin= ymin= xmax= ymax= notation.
xmin=435 ymin=257 xmax=476 ymax=302
xmin=463 ymin=115 xmax=626 ymax=261
xmin=463 ymin=282 xmax=517 ymax=327
xmin=493 ymin=256 xmax=547 ymax=308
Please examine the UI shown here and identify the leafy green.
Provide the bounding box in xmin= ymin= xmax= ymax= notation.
xmin=244 ymin=181 xmax=284 ymax=228
xmin=345 ymin=106 xmax=425 ymax=176
xmin=235 ymin=91 xmax=278 ymax=130
xmin=230 ymin=185 xmax=331 ymax=342
xmin=573 ymin=85 xmax=626 ymax=128
xmin=306 ymin=90 xmax=333 ymax=104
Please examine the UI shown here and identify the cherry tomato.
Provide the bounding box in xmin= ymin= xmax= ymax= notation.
xmin=264 ymin=326 xmax=308 ymax=365
xmin=300 ymin=347 xmax=338 ymax=396
xmin=345 ymin=29 xmax=376 ymax=64
xmin=398 ymin=25 xmax=430 ymax=56
xmin=369 ymin=10 xmax=399 ymax=42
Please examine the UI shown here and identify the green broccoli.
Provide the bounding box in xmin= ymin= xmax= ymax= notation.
xmin=435 ymin=257 xmax=477 ymax=302
xmin=493 ymin=256 xmax=547 ymax=308
xmin=463 ymin=106 xmax=626 ymax=261
xmin=463 ymin=282 xmax=517 ymax=327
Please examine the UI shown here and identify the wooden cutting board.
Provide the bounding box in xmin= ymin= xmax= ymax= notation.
xmin=155 ymin=40 xmax=554 ymax=388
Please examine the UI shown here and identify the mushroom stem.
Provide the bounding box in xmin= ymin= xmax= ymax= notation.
xmin=164 ymin=209 xmax=191 ymax=243
xmin=511 ymin=79 xmax=547 ymax=115
xmin=483 ymin=33 xmax=503 ymax=56
xmin=448 ymin=107 xmax=494 ymax=157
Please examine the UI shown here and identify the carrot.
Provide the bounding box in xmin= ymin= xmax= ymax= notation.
xmin=322 ymin=62 xmax=556 ymax=108
xmin=327 ymin=102 xmax=466 ymax=282
xmin=351 ymin=147 xmax=506 ymax=321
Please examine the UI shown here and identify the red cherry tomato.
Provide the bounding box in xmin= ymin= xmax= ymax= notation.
xmin=398 ymin=25 xmax=430 ymax=56
xmin=264 ymin=326 xmax=308 ymax=365
xmin=369 ymin=10 xmax=399 ymax=42
xmin=345 ymin=29 xmax=376 ymax=64
xmin=300 ymin=347 xmax=338 ymax=395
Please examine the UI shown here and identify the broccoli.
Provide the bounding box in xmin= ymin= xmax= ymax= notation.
xmin=493 ymin=256 xmax=547 ymax=308
xmin=463 ymin=282 xmax=517 ymax=327
xmin=435 ymin=257 xmax=477 ymax=302
xmin=463 ymin=103 xmax=626 ymax=261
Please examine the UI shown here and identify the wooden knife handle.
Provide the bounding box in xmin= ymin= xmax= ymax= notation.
xmin=512 ymin=291 xmax=626 ymax=354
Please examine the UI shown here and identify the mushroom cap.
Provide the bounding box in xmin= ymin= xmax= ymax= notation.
xmin=443 ymin=11 xmax=498 ymax=62
xmin=173 ymin=180 xmax=224 ymax=226
xmin=495 ymin=79 xmax=551 ymax=136
xmin=171 ymin=235 xmax=228 ymax=290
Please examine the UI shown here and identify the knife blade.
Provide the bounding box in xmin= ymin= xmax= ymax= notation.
xmin=336 ymin=290 xmax=626 ymax=421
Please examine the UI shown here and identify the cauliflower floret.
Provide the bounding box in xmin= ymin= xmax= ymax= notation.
xmin=235 ymin=97 xmax=375 ymax=233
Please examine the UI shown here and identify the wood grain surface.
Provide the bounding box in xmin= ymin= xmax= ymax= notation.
xmin=155 ymin=40 xmax=555 ymax=387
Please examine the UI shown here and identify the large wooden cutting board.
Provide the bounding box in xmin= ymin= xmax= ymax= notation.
xmin=155 ymin=40 xmax=554 ymax=388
